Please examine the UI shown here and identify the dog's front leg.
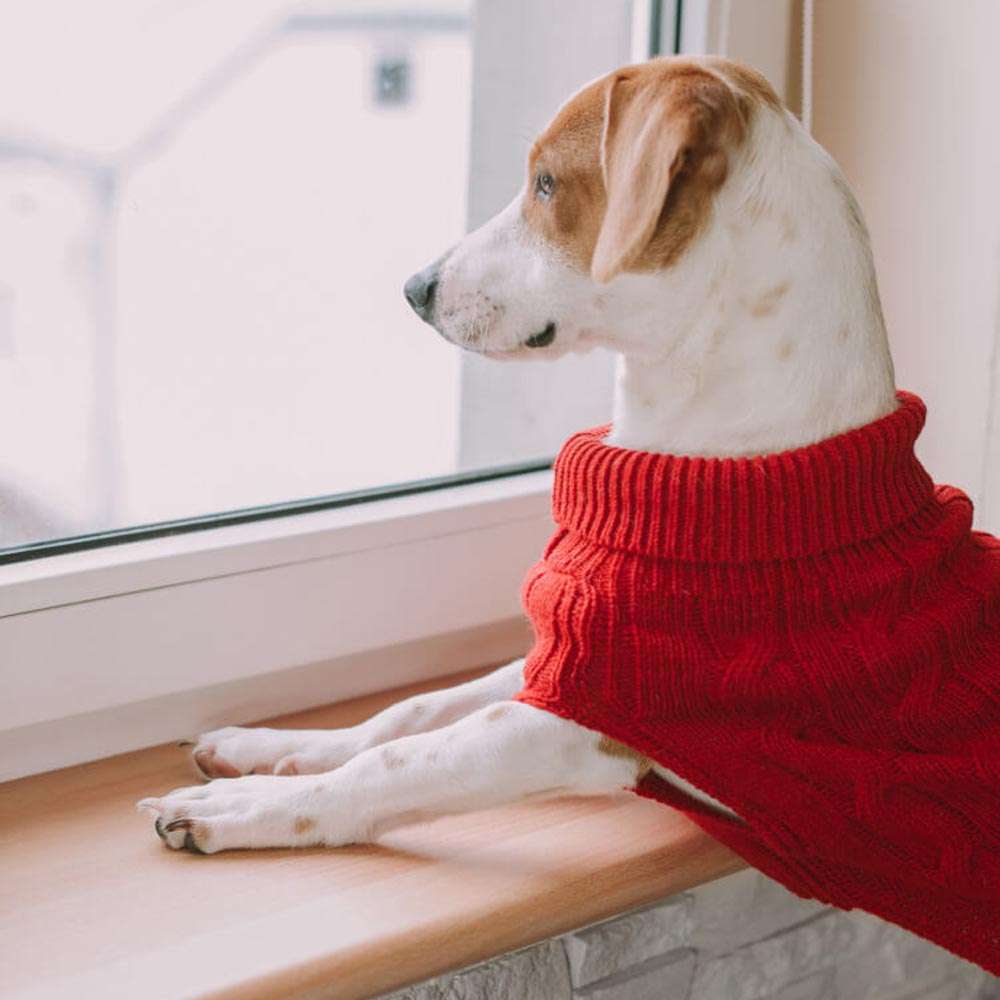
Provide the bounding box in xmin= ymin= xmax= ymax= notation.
xmin=138 ymin=702 xmax=647 ymax=854
xmin=187 ymin=659 xmax=526 ymax=778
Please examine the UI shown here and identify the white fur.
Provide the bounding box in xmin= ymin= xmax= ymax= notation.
xmin=138 ymin=663 xmax=641 ymax=852
xmin=435 ymin=85 xmax=895 ymax=455
xmin=607 ymin=108 xmax=895 ymax=457
xmin=140 ymin=60 xmax=897 ymax=850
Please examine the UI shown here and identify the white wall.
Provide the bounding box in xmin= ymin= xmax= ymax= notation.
xmin=812 ymin=0 xmax=1000 ymax=532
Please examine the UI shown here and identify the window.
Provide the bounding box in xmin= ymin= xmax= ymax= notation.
xmin=0 ymin=1 xmax=675 ymax=780
xmin=0 ymin=1 xmax=672 ymax=562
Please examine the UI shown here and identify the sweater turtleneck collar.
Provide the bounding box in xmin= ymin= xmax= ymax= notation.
xmin=551 ymin=391 xmax=934 ymax=563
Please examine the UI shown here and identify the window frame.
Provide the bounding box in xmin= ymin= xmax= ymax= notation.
xmin=0 ymin=470 xmax=553 ymax=781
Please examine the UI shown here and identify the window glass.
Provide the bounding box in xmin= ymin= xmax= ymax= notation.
xmin=0 ymin=1 xmax=644 ymax=556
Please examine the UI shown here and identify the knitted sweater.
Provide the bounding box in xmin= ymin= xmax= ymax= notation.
xmin=514 ymin=391 xmax=1000 ymax=972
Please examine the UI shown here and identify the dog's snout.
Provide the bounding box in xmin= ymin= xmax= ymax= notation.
xmin=404 ymin=266 xmax=439 ymax=321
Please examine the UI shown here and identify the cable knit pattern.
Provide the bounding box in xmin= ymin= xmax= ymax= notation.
xmin=514 ymin=391 xmax=1000 ymax=973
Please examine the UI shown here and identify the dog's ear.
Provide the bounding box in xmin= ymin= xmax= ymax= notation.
xmin=591 ymin=68 xmax=742 ymax=285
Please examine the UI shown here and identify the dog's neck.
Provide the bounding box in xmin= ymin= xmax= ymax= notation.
xmin=605 ymin=110 xmax=897 ymax=459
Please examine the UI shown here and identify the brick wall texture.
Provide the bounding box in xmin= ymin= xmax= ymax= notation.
xmin=380 ymin=872 xmax=1000 ymax=1000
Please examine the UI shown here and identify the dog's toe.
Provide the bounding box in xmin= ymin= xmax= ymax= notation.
xmin=273 ymin=754 xmax=301 ymax=775
xmin=138 ymin=773 xmax=339 ymax=853
xmin=192 ymin=748 xmax=241 ymax=779
xmin=159 ymin=817 xmax=212 ymax=853
xmin=183 ymin=830 xmax=206 ymax=855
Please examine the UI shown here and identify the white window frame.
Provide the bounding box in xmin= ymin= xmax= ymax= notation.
xmin=0 ymin=0 xmax=651 ymax=781
xmin=0 ymin=472 xmax=554 ymax=780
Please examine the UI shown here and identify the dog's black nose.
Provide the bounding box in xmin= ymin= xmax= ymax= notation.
xmin=404 ymin=266 xmax=439 ymax=321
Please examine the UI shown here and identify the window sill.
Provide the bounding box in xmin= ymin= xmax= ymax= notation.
xmin=0 ymin=667 xmax=743 ymax=1000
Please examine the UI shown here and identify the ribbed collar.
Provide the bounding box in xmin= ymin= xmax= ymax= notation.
xmin=551 ymin=391 xmax=935 ymax=562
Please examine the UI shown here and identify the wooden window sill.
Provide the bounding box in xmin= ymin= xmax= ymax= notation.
xmin=0 ymin=669 xmax=743 ymax=1000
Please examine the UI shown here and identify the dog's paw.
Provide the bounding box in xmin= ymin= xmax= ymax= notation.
xmin=184 ymin=726 xmax=356 ymax=779
xmin=137 ymin=774 xmax=357 ymax=853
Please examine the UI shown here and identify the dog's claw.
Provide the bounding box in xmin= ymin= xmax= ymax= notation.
xmin=154 ymin=818 xmax=166 ymax=841
xmin=176 ymin=739 xmax=195 ymax=747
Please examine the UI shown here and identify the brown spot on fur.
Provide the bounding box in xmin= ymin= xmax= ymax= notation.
xmin=746 ymin=280 xmax=791 ymax=318
xmin=777 ymin=340 xmax=795 ymax=361
xmin=521 ymin=58 xmax=751 ymax=282
xmin=597 ymin=735 xmax=652 ymax=781
xmin=780 ymin=212 xmax=798 ymax=244
xmin=381 ymin=747 xmax=406 ymax=770
xmin=294 ymin=816 xmax=317 ymax=835
xmin=485 ymin=704 xmax=511 ymax=721
xmin=705 ymin=58 xmax=784 ymax=113
xmin=838 ymin=324 xmax=850 ymax=342
xmin=521 ymin=76 xmax=607 ymax=271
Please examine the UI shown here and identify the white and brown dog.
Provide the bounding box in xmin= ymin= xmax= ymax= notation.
xmin=139 ymin=56 xmax=896 ymax=852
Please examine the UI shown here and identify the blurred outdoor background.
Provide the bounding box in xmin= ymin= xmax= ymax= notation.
xmin=0 ymin=0 xmax=476 ymax=547
xmin=0 ymin=0 xmax=622 ymax=550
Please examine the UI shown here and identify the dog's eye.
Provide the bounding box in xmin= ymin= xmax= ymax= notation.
xmin=535 ymin=172 xmax=556 ymax=200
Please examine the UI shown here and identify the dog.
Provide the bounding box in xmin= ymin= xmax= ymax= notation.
xmin=139 ymin=55 xmax=898 ymax=853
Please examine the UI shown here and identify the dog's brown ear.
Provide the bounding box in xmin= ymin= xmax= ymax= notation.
xmin=591 ymin=68 xmax=741 ymax=284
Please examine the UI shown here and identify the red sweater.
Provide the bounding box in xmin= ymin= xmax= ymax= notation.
xmin=514 ymin=392 xmax=1000 ymax=972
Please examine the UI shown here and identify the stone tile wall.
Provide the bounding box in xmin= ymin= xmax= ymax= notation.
xmin=381 ymin=872 xmax=999 ymax=1000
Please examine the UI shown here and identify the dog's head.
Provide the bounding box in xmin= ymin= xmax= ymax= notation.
xmin=404 ymin=56 xmax=782 ymax=359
